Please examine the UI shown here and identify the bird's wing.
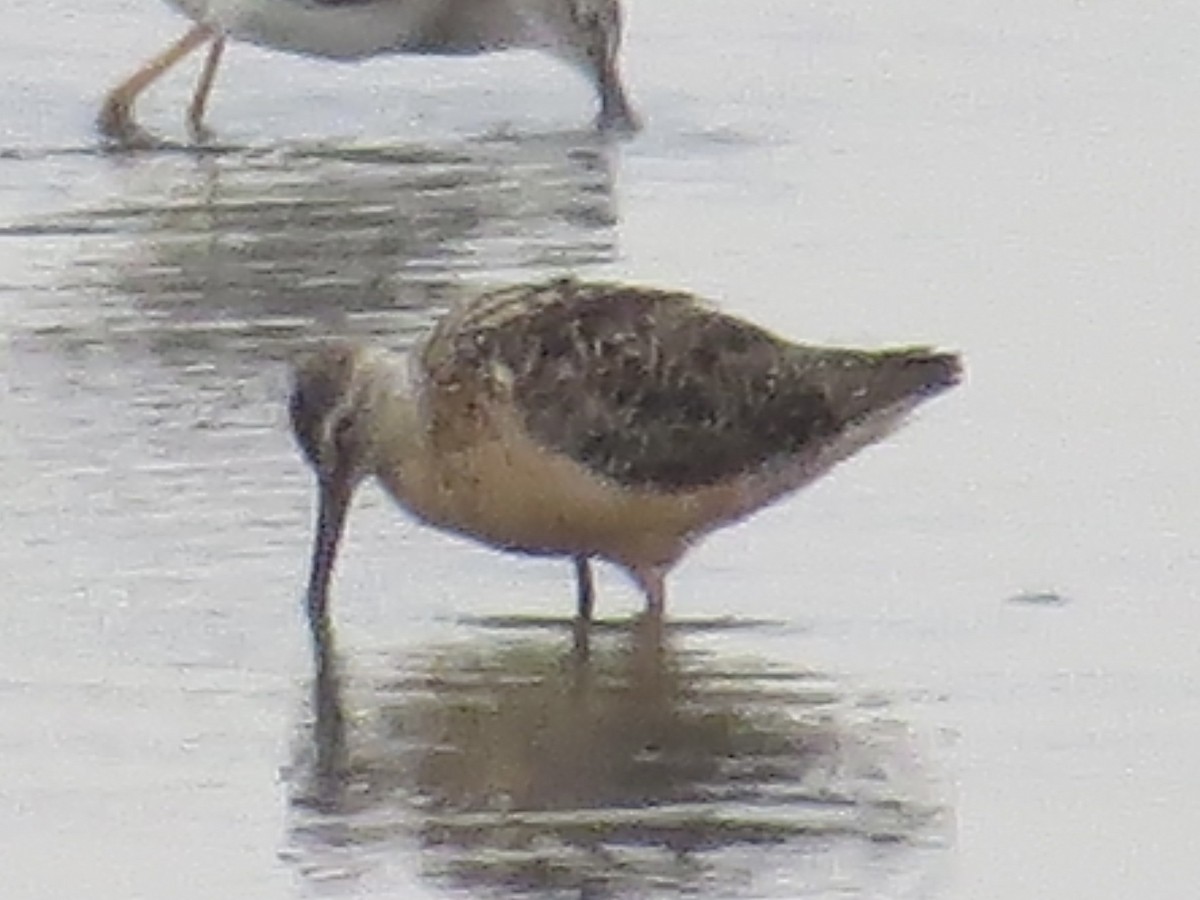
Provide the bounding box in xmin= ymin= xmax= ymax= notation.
xmin=424 ymin=279 xmax=843 ymax=491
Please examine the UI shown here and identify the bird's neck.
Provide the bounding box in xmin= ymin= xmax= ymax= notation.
xmin=359 ymin=354 xmax=432 ymax=505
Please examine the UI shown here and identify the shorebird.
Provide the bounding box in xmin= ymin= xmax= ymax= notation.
xmin=290 ymin=278 xmax=961 ymax=650
xmin=99 ymin=0 xmax=639 ymax=146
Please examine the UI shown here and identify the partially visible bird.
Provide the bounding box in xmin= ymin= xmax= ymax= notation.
xmin=99 ymin=0 xmax=639 ymax=146
xmin=290 ymin=278 xmax=962 ymax=651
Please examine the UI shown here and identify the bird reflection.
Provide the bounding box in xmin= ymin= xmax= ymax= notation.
xmin=53 ymin=132 xmax=619 ymax=377
xmin=288 ymin=618 xmax=945 ymax=896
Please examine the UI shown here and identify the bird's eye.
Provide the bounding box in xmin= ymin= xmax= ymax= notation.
xmin=332 ymin=415 xmax=356 ymax=453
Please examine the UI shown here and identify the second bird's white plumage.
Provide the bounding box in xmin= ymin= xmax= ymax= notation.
xmin=100 ymin=0 xmax=639 ymax=144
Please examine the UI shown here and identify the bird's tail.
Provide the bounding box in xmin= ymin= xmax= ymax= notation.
xmin=809 ymin=346 xmax=963 ymax=426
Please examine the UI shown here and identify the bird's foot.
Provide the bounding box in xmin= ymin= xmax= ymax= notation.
xmin=186 ymin=118 xmax=218 ymax=147
xmin=97 ymin=98 xmax=165 ymax=151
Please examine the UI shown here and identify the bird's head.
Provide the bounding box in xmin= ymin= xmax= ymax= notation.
xmin=547 ymin=0 xmax=640 ymax=133
xmin=290 ymin=340 xmax=383 ymax=489
xmin=289 ymin=340 xmax=387 ymax=642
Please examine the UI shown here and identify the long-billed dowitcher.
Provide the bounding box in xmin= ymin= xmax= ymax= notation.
xmin=290 ymin=278 xmax=961 ymax=650
xmin=99 ymin=0 xmax=638 ymax=146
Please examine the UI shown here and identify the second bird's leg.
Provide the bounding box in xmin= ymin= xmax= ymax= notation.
xmin=187 ymin=36 xmax=226 ymax=142
xmin=98 ymin=22 xmax=217 ymax=146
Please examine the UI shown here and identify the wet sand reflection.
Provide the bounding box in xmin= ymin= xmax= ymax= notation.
xmin=288 ymin=619 xmax=946 ymax=897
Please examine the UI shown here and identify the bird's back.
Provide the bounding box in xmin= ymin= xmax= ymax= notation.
xmin=420 ymin=279 xmax=960 ymax=500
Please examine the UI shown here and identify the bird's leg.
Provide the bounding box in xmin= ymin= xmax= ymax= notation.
xmin=629 ymin=566 xmax=667 ymax=674
xmin=98 ymin=22 xmax=216 ymax=147
xmin=574 ymin=555 xmax=595 ymax=621
xmin=631 ymin=565 xmax=667 ymax=625
xmin=187 ymin=36 xmax=226 ymax=143
xmin=572 ymin=555 xmax=595 ymax=658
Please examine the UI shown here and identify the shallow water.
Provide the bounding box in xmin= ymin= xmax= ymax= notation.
xmin=3 ymin=1 xmax=1200 ymax=898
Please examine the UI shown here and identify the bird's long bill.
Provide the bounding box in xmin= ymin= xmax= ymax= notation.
xmin=598 ymin=63 xmax=640 ymax=134
xmin=305 ymin=472 xmax=354 ymax=652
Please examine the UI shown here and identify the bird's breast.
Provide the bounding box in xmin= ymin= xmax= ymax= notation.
xmin=374 ymin=400 xmax=737 ymax=570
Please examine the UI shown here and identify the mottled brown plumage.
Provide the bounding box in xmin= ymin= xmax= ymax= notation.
xmin=291 ymin=277 xmax=961 ymax=652
xmin=422 ymin=280 xmax=955 ymax=490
